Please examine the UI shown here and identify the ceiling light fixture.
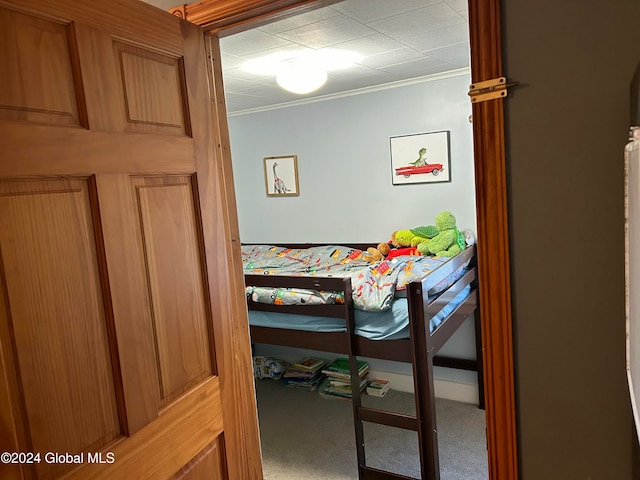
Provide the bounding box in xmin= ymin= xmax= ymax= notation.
xmin=276 ymin=58 xmax=327 ymax=94
xmin=243 ymin=49 xmax=362 ymax=95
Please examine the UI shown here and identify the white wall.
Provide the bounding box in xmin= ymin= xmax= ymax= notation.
xmin=227 ymin=71 xmax=479 ymax=398
xmin=229 ymin=71 xmax=477 ymax=243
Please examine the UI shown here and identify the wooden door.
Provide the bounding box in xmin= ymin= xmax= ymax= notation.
xmin=0 ymin=1 xmax=262 ymax=479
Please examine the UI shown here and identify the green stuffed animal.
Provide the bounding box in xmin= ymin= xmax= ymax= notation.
xmin=391 ymin=230 xmax=422 ymax=248
xmin=411 ymin=225 xmax=439 ymax=239
xmin=418 ymin=211 xmax=465 ymax=257
xmin=391 ymin=225 xmax=438 ymax=249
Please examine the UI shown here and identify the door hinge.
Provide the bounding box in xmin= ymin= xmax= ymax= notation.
xmin=468 ymin=77 xmax=519 ymax=103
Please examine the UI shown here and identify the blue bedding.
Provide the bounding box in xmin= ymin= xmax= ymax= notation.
xmin=248 ymin=285 xmax=471 ymax=340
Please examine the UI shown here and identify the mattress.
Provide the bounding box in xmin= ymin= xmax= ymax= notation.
xmin=248 ymin=285 xmax=471 ymax=340
xmin=242 ymin=244 xmax=469 ymax=312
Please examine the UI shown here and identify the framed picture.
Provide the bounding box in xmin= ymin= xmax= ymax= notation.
xmin=390 ymin=131 xmax=451 ymax=185
xmin=264 ymin=155 xmax=300 ymax=196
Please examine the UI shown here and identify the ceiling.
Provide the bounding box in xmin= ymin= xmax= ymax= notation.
xmin=143 ymin=0 xmax=470 ymax=115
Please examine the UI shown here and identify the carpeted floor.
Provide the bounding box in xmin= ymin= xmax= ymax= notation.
xmin=255 ymin=380 xmax=488 ymax=480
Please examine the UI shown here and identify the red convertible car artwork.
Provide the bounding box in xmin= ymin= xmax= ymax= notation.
xmin=395 ymin=163 xmax=444 ymax=177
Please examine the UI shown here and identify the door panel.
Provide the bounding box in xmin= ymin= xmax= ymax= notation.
xmin=0 ymin=178 xmax=121 ymax=480
xmin=132 ymin=176 xmax=213 ymax=407
xmin=112 ymin=41 xmax=190 ymax=136
xmin=0 ymin=0 xmax=261 ymax=478
xmin=174 ymin=440 xmax=225 ymax=480
xmin=0 ymin=7 xmax=82 ymax=126
xmin=63 ymin=378 xmax=224 ymax=480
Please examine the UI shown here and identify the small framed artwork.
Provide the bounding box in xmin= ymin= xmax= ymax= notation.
xmin=390 ymin=131 xmax=451 ymax=185
xmin=264 ymin=155 xmax=300 ymax=196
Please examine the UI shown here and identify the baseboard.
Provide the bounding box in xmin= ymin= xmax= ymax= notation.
xmin=368 ymin=369 xmax=479 ymax=405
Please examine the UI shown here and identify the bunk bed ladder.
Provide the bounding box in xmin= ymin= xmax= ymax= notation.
xmin=342 ymin=278 xmax=367 ymax=477
xmin=342 ymin=280 xmax=433 ymax=480
xmin=407 ymin=280 xmax=439 ymax=480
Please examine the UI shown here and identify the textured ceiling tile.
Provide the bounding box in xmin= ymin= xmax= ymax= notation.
xmin=368 ymin=3 xmax=465 ymax=39
xmin=221 ymin=76 xmax=270 ymax=93
xmin=401 ymin=24 xmax=469 ymax=52
xmin=329 ymin=68 xmax=403 ymax=89
xmin=359 ymin=47 xmax=426 ymax=69
xmin=331 ymin=33 xmax=407 ymax=57
xmin=331 ymin=0 xmax=440 ymax=24
xmin=258 ymin=7 xmax=340 ymax=34
xmin=214 ymin=2 xmax=470 ymax=113
xmin=274 ymin=15 xmax=377 ymax=49
xmin=424 ymin=43 xmax=470 ymax=67
xmin=222 ymin=67 xmax=274 ymax=83
xmin=242 ymin=43 xmax=315 ymax=62
xmin=223 ymin=92 xmax=271 ymax=112
xmin=330 ymin=63 xmax=393 ymax=81
xmin=220 ymin=53 xmax=245 ymax=70
xmin=378 ymin=56 xmax=449 ymax=76
xmin=444 ymin=0 xmax=468 ymax=13
xmin=219 ymin=29 xmax=290 ymax=56
xmin=239 ymin=83 xmax=296 ymax=99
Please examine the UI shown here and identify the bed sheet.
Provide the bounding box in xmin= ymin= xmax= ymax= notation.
xmin=248 ymin=285 xmax=471 ymax=340
xmin=242 ymin=244 xmax=467 ymax=312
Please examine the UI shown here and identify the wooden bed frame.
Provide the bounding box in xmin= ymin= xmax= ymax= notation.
xmin=244 ymin=243 xmax=483 ymax=480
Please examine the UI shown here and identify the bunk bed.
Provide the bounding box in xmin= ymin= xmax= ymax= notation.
xmin=242 ymin=243 xmax=482 ymax=480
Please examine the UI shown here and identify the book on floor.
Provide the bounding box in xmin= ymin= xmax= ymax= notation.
xmin=366 ymin=378 xmax=390 ymax=397
xmin=283 ymin=367 xmax=321 ymax=379
xmin=319 ymin=380 xmax=353 ymax=399
xmin=293 ymin=357 xmax=327 ymax=372
xmin=281 ymin=357 xmax=328 ymax=391
xmin=328 ymin=376 xmax=370 ymax=389
xmin=318 ymin=388 xmax=351 ymax=401
xmin=319 ymin=375 xmax=369 ymax=399
xmin=322 ymin=357 xmax=369 ymax=380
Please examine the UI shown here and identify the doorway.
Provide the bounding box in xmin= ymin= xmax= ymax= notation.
xmin=218 ymin=1 xmax=484 ymax=478
xmin=167 ymin=0 xmax=517 ymax=478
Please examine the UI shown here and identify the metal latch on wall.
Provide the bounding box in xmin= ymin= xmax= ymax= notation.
xmin=468 ymin=77 xmax=519 ymax=103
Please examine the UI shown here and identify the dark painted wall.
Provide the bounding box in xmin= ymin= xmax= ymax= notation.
xmin=502 ymin=1 xmax=640 ymax=478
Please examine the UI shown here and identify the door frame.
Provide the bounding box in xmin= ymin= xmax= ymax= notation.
xmin=179 ymin=0 xmax=518 ymax=478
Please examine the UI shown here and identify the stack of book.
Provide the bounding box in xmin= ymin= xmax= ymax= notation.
xmin=319 ymin=357 xmax=370 ymax=400
xmin=366 ymin=378 xmax=390 ymax=397
xmin=281 ymin=357 xmax=328 ymax=391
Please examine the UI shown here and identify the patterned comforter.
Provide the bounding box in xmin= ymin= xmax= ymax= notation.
xmin=242 ymin=245 xmax=465 ymax=312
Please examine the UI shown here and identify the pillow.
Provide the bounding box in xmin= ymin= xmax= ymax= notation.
xmin=253 ymin=356 xmax=289 ymax=380
xmin=249 ymin=286 xmax=344 ymax=306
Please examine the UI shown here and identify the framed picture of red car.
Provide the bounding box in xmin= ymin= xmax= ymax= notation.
xmin=390 ymin=130 xmax=451 ymax=185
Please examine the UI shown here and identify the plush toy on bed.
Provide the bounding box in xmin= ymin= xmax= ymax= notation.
xmin=417 ymin=211 xmax=466 ymax=257
xmin=386 ymin=225 xmax=439 ymax=258
xmin=391 ymin=229 xmax=426 ymax=248
xmin=386 ymin=246 xmax=420 ymax=259
xmin=363 ymin=242 xmax=392 ymax=262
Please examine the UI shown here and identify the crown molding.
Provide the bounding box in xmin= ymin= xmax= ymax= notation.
xmin=227 ymin=67 xmax=471 ymax=117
